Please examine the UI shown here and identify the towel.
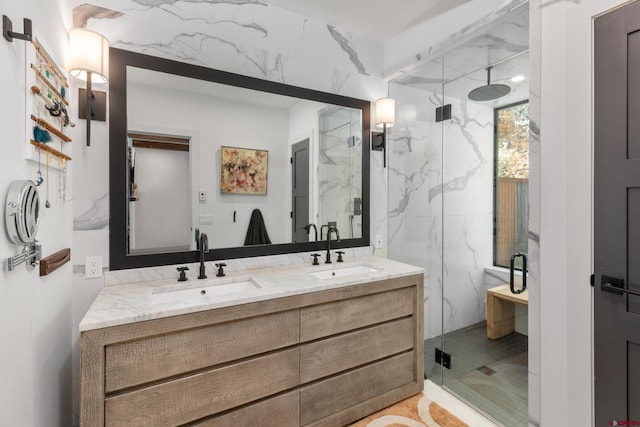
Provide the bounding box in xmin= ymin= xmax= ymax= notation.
xmin=244 ymin=209 xmax=272 ymax=245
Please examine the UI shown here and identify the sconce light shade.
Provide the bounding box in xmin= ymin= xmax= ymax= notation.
xmin=375 ymin=98 xmax=395 ymax=128
xmin=397 ymin=103 xmax=417 ymax=130
xmin=67 ymin=28 xmax=109 ymax=83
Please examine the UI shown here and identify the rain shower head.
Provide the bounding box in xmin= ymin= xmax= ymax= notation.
xmin=468 ymin=66 xmax=511 ymax=102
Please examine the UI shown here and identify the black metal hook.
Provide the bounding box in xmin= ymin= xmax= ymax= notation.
xmin=3 ymin=16 xmax=32 ymax=42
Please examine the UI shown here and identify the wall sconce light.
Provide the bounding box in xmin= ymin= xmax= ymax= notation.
xmin=372 ymin=97 xmax=395 ymax=167
xmin=67 ymin=28 xmax=109 ymax=147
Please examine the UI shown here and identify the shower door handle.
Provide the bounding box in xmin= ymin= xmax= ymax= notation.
xmin=510 ymin=252 xmax=527 ymax=294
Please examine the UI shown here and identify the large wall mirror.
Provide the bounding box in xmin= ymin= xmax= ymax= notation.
xmin=110 ymin=48 xmax=371 ymax=270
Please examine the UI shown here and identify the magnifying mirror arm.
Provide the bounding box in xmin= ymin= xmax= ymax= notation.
xmin=6 ymin=241 xmax=41 ymax=271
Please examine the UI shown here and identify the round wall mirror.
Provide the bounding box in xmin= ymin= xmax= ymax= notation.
xmin=5 ymin=180 xmax=40 ymax=245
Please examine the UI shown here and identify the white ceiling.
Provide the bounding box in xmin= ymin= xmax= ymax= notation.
xmin=263 ymin=0 xmax=472 ymax=41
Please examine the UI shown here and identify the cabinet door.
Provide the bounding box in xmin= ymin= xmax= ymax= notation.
xmin=300 ymin=317 xmax=414 ymax=383
xmin=300 ymin=287 xmax=414 ymax=342
xmin=192 ymin=391 xmax=299 ymax=427
xmin=105 ymin=310 xmax=298 ymax=392
xmin=300 ymin=351 xmax=415 ymax=425
xmin=105 ymin=349 xmax=299 ymax=426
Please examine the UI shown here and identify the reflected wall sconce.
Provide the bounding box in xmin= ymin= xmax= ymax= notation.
xmin=397 ymin=103 xmax=417 ymax=131
xmin=67 ymin=28 xmax=109 ymax=146
xmin=372 ymin=97 xmax=395 ymax=168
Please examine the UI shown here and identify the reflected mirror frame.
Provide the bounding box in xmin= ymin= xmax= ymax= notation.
xmin=109 ymin=47 xmax=371 ymax=270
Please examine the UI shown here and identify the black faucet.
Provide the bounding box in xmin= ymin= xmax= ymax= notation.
xmin=215 ymin=262 xmax=226 ymax=277
xmin=177 ymin=266 xmax=189 ymax=282
xmin=304 ymin=223 xmax=318 ymax=241
xmin=324 ymin=225 xmax=340 ymax=264
xmin=198 ymin=233 xmax=209 ymax=279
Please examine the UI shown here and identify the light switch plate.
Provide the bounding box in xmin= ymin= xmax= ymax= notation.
xmin=375 ymin=234 xmax=384 ymax=249
xmin=198 ymin=190 xmax=206 ymax=201
xmin=200 ymin=214 xmax=213 ymax=225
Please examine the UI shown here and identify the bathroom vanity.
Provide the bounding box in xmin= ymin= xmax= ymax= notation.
xmin=80 ymin=257 xmax=423 ymax=426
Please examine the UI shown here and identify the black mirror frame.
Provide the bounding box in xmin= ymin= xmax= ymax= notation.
xmin=109 ymin=47 xmax=371 ymax=270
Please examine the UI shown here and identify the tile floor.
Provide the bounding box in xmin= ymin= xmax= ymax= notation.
xmin=424 ymin=321 xmax=529 ymax=426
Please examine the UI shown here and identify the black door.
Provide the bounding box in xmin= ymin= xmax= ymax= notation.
xmin=291 ymin=139 xmax=310 ymax=242
xmin=594 ymin=2 xmax=640 ymax=424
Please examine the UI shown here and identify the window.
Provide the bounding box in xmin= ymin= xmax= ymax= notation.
xmin=494 ymin=101 xmax=529 ymax=269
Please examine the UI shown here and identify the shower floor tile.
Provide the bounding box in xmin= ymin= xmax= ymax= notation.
xmin=424 ymin=321 xmax=528 ymax=427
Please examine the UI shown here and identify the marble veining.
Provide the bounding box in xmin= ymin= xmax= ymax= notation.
xmin=74 ymin=193 xmax=109 ymax=230
xmin=116 ymin=33 xmax=283 ymax=80
xmin=73 ymin=3 xmax=124 ymax=27
xmin=81 ymin=255 xmax=422 ymax=331
xmin=327 ymin=25 xmax=368 ymax=76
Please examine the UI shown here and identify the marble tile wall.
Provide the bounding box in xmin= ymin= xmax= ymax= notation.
xmin=318 ymin=108 xmax=363 ymax=239
xmin=388 ymin=81 xmax=494 ymax=340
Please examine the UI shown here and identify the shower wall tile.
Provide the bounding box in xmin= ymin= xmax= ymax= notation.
xmin=388 ymin=82 xmax=494 ymax=340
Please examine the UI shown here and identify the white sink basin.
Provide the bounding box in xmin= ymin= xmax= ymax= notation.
xmin=151 ymin=278 xmax=261 ymax=305
xmin=309 ymin=264 xmax=381 ymax=280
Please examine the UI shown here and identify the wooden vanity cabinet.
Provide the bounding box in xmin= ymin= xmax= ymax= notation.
xmin=81 ymin=274 xmax=424 ymax=426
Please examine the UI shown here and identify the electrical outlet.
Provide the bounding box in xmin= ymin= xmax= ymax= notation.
xmin=85 ymin=256 xmax=102 ymax=279
xmin=198 ymin=190 xmax=206 ymax=202
xmin=375 ymin=234 xmax=384 ymax=249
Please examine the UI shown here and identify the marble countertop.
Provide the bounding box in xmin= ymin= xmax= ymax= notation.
xmin=79 ymin=256 xmax=423 ymax=331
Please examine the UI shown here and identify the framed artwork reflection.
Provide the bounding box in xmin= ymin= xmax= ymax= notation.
xmin=220 ymin=146 xmax=268 ymax=195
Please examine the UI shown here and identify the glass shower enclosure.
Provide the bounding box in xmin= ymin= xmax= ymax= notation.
xmin=387 ymin=6 xmax=530 ymax=426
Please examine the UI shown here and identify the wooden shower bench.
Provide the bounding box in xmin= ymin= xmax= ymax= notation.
xmin=486 ymin=284 xmax=528 ymax=339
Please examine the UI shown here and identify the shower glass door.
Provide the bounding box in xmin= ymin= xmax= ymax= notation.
xmin=387 ymin=6 xmax=529 ymax=425
xmin=439 ymin=51 xmax=529 ymax=426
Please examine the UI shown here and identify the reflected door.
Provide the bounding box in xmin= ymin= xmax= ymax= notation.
xmin=291 ymin=139 xmax=310 ymax=242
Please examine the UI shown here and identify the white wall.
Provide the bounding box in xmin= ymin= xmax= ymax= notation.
xmin=128 ymin=82 xmax=291 ymax=248
xmin=0 ymin=1 xmax=73 ymax=426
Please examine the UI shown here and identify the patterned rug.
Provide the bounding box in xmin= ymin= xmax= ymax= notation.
xmin=349 ymin=392 xmax=469 ymax=427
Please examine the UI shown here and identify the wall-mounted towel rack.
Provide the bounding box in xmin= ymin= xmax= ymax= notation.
xmin=39 ymin=248 xmax=71 ymax=276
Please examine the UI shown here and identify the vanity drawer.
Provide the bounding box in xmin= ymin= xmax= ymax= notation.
xmin=300 ymin=317 xmax=414 ymax=383
xmin=299 ymin=351 xmax=415 ymax=425
xmin=192 ymin=391 xmax=299 ymax=427
xmin=105 ymin=310 xmax=298 ymax=392
xmin=105 ymin=348 xmax=300 ymax=427
xmin=300 ymin=287 xmax=414 ymax=342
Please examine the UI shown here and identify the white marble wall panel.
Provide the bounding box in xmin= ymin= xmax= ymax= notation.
xmin=388 ymin=80 xmax=494 ymax=340
xmin=76 ymin=0 xmax=383 ymax=96
xmin=318 ymin=111 xmax=363 ymax=239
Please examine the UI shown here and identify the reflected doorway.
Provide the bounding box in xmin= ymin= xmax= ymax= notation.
xmin=128 ymin=132 xmax=191 ymax=254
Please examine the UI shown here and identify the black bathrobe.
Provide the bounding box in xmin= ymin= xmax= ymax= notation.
xmin=244 ymin=209 xmax=272 ymax=245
